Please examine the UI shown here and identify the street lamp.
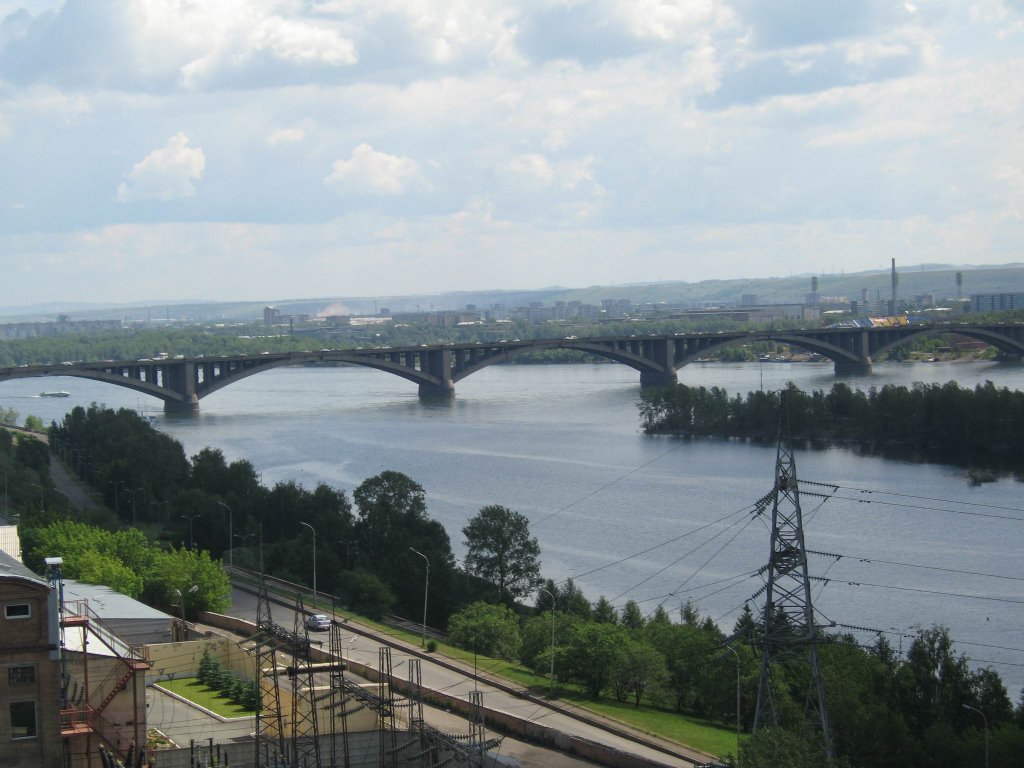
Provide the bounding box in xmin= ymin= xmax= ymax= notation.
xmin=173 ymin=585 xmax=199 ymax=640
xmin=108 ymin=480 xmax=124 ymax=519
xmin=409 ymin=547 xmax=429 ymax=648
xmin=537 ymin=588 xmax=556 ymax=698
xmin=126 ymin=487 xmax=143 ymax=526
xmin=216 ymin=501 xmax=233 ymax=570
xmin=299 ymin=521 xmax=317 ymax=608
xmin=30 ymin=483 xmax=44 ymax=512
xmin=963 ymin=704 xmax=989 ymax=768
xmin=180 ymin=514 xmax=201 ymax=549
xmin=723 ymin=645 xmax=741 ymax=749
xmin=150 ymin=499 xmax=170 ymax=523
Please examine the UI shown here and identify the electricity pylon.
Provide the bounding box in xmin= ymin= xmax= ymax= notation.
xmin=752 ymin=393 xmax=835 ymax=762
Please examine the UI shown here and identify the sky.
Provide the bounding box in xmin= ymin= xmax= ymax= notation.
xmin=0 ymin=0 xmax=1022 ymax=308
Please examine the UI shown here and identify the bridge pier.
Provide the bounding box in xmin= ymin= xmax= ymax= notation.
xmin=163 ymin=396 xmax=200 ymax=414
xmin=833 ymin=360 xmax=872 ymax=376
xmin=418 ymin=382 xmax=455 ymax=398
xmin=639 ymin=370 xmax=679 ymax=388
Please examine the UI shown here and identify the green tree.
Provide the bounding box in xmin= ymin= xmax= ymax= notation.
xmin=23 ymin=415 xmax=44 ymax=432
xmin=620 ymin=599 xmax=644 ymax=630
xmin=592 ymin=596 xmax=618 ymax=624
xmin=447 ymin=601 xmax=522 ymax=661
xmin=76 ymin=550 xmax=144 ymax=598
xmin=739 ymin=726 xmax=830 ymax=768
xmin=559 ymin=622 xmax=630 ymax=698
xmin=145 ymin=546 xmax=231 ymax=616
xmin=463 ymin=504 xmax=541 ymax=603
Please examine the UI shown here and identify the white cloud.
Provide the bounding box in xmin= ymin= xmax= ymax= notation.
xmin=116 ymin=133 xmax=206 ymax=202
xmin=251 ymin=16 xmax=357 ymax=66
xmin=324 ymin=143 xmax=420 ymax=195
xmin=503 ymin=154 xmax=555 ymax=185
xmin=267 ymin=127 xmax=306 ymax=146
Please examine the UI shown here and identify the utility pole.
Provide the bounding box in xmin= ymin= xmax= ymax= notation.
xmin=753 ymin=392 xmax=835 ymax=762
xmin=299 ymin=521 xmax=316 ymax=608
xmin=409 ymin=547 xmax=429 ymax=647
xmin=217 ymin=501 xmax=233 ymax=570
xmin=538 ymin=588 xmax=556 ymax=699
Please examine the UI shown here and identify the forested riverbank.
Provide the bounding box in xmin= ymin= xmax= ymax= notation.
xmin=640 ymin=380 xmax=1024 ymax=476
xmin=2 ymin=399 xmax=1023 ymax=764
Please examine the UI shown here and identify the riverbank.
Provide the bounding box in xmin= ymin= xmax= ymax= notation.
xmin=639 ymin=379 xmax=1024 ymax=481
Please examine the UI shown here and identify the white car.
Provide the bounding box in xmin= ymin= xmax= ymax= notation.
xmin=305 ymin=614 xmax=331 ymax=631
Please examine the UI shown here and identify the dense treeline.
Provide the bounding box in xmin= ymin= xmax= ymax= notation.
xmin=640 ymin=380 xmax=1024 ymax=467
xmin=445 ymin=584 xmax=1024 ymax=766
xmin=46 ymin=405 xmax=488 ymax=626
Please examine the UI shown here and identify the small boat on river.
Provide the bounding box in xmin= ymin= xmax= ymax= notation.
xmin=39 ymin=391 xmax=70 ymax=398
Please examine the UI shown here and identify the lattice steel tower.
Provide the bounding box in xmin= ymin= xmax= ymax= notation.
xmin=752 ymin=396 xmax=835 ymax=762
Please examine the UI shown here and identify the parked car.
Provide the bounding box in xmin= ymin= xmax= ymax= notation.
xmin=305 ymin=614 xmax=331 ymax=631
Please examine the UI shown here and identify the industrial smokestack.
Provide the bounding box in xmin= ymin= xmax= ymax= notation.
xmin=956 ymin=271 xmax=963 ymax=300
xmin=890 ymin=259 xmax=898 ymax=315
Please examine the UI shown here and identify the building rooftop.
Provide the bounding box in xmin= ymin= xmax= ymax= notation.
xmin=62 ymin=580 xmax=173 ymax=622
xmin=0 ymin=547 xmax=46 ymax=585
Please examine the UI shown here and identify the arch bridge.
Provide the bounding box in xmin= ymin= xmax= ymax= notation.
xmin=2 ymin=323 xmax=1022 ymax=412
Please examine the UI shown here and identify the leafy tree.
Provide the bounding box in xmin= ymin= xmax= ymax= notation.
xmin=535 ymin=578 xmax=591 ymax=620
xmin=23 ymin=415 xmax=44 ymax=432
xmin=77 ymin=550 xmax=144 ymax=598
xmin=447 ymin=601 xmax=522 ymax=661
xmin=592 ymin=596 xmax=618 ymax=624
xmin=335 ymin=568 xmax=395 ymax=620
xmin=145 ymin=546 xmax=231 ymax=616
xmin=463 ymin=504 xmax=541 ymax=603
xmin=612 ymin=637 xmax=667 ymax=707
xmin=352 ymin=471 xmax=454 ymax=623
xmin=620 ymin=599 xmax=644 ymax=630
xmin=739 ymin=726 xmax=830 ymax=768
xmin=558 ymin=621 xmax=631 ymax=698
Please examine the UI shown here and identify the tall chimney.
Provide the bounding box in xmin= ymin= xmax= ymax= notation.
xmin=890 ymin=259 xmax=898 ymax=315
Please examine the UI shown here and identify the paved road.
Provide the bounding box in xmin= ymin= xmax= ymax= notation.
xmin=229 ymin=588 xmax=714 ymax=768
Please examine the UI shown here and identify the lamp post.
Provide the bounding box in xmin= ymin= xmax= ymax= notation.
xmin=108 ymin=480 xmax=124 ymax=519
xmin=300 ymin=521 xmax=317 ymax=608
xmin=963 ymin=704 xmax=989 ymax=768
xmin=150 ymin=499 xmax=170 ymax=524
xmin=30 ymin=482 xmax=44 ymax=512
xmin=126 ymin=487 xmax=143 ymax=526
xmin=181 ymin=514 xmax=200 ymax=549
xmin=537 ymin=588 xmax=556 ymax=698
xmin=173 ymin=585 xmax=199 ymax=640
xmin=216 ymin=501 xmax=233 ymax=570
xmin=409 ymin=547 xmax=429 ymax=648
xmin=723 ymin=645 xmax=741 ymax=750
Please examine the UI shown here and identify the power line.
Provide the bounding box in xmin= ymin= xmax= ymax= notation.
xmin=802 ymin=479 xmax=1024 ymax=522
xmin=531 ymin=441 xmax=686 ymax=527
xmin=817 ymin=577 xmax=1024 ymax=605
xmin=806 ymin=549 xmax=1024 ymax=583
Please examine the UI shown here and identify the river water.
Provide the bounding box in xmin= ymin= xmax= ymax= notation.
xmin=3 ymin=359 xmax=1023 ymax=694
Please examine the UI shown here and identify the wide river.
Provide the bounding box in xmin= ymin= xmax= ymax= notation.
xmin=3 ymin=359 xmax=1023 ymax=694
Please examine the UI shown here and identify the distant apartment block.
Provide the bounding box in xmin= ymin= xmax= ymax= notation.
xmin=0 ymin=318 xmax=122 ymax=340
xmin=970 ymin=293 xmax=1024 ymax=312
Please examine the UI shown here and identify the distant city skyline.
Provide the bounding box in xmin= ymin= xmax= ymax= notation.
xmin=1 ymin=1 xmax=1022 ymax=307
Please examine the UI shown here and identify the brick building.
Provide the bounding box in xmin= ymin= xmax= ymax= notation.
xmin=0 ymin=550 xmax=62 ymax=768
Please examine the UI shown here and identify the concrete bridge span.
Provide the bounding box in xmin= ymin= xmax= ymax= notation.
xmin=1 ymin=323 xmax=1022 ymax=412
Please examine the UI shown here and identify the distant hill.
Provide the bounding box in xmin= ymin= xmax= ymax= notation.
xmin=2 ymin=263 xmax=1022 ymax=323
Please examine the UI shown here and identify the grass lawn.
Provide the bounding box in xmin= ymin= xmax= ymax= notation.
xmin=563 ymin=696 xmax=743 ymax=759
xmin=159 ymin=677 xmax=254 ymax=718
